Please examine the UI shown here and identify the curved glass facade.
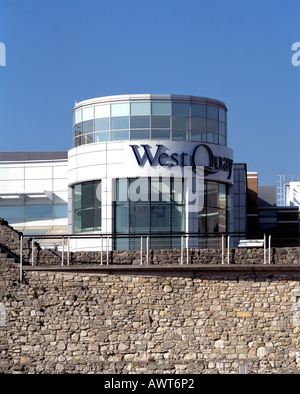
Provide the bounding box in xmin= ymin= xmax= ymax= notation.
xmin=74 ymin=180 xmax=101 ymax=232
xmin=73 ymin=96 xmax=227 ymax=147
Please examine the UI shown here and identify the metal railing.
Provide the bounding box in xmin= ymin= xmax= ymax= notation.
xmin=18 ymin=231 xmax=289 ymax=275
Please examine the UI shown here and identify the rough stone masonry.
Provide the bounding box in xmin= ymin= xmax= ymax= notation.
xmin=1 ymin=259 xmax=300 ymax=374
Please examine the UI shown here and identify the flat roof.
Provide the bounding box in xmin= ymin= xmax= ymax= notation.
xmin=0 ymin=151 xmax=68 ymax=162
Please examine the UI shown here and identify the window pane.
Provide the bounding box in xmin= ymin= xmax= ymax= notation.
xmin=172 ymin=205 xmax=185 ymax=232
xmin=130 ymin=129 xmax=150 ymax=140
xmin=95 ymin=132 xmax=109 ymax=142
xmin=82 ymin=134 xmax=94 ymax=144
xmin=25 ymin=205 xmax=53 ymax=219
xmin=115 ymin=205 xmax=129 ymax=233
xmin=130 ymin=102 xmax=150 ymax=115
xmin=82 ymin=120 xmax=94 ymax=134
xmin=81 ymin=208 xmax=94 ymax=232
xmin=151 ymin=102 xmax=171 ymax=115
xmin=94 ymin=181 xmax=101 ymax=205
xmin=130 ymin=116 xmax=150 ymax=129
xmin=74 ymin=184 xmax=81 ymax=210
xmin=207 ymin=182 xmax=218 ymax=207
xmin=207 ymin=133 xmax=218 ymax=144
xmin=151 ymin=116 xmax=170 ymax=128
xmin=0 ymin=206 xmax=24 ymax=220
xmin=219 ymin=121 xmax=226 ymax=136
xmin=116 ymin=179 xmax=129 ymax=203
xmin=95 ymin=104 xmax=110 ymax=118
xmin=94 ymin=207 xmax=101 ymax=230
xmin=219 ymin=135 xmax=226 ymax=146
xmin=172 ymin=102 xmax=190 ymax=116
xmin=191 ymin=131 xmax=206 ymax=142
xmin=151 ymin=129 xmax=170 ymax=139
xmin=54 ymin=204 xmax=68 ymax=218
xmin=95 ymin=118 xmax=109 ymax=131
xmin=191 ymin=117 xmax=206 ymax=132
xmin=172 ymin=130 xmax=188 ymax=140
xmin=191 ymin=104 xmax=206 ymax=117
xmin=111 ymin=103 xmax=129 ymax=116
xmin=207 ymin=106 xmax=218 ymax=120
xmin=111 ymin=117 xmax=129 ymax=130
xmin=82 ymin=106 xmax=94 ymax=121
xmin=219 ymin=108 xmax=226 ymax=122
xmin=74 ymin=109 xmax=82 ymax=124
xmin=82 ymin=182 xmax=94 ymax=209
xmin=74 ymin=136 xmax=81 ymax=147
xmin=111 ymin=130 xmax=129 ymax=141
xmin=172 ymin=116 xmax=190 ymax=130
xmin=219 ymin=183 xmax=226 ymax=209
xmin=130 ymin=205 xmax=150 ymax=233
xmin=151 ymin=205 xmax=170 ymax=232
xmin=74 ymin=123 xmax=82 ymax=136
xmin=207 ymin=119 xmax=218 ymax=133
xmin=207 ymin=207 xmax=218 ymax=233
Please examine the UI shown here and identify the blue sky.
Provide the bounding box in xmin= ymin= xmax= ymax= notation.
xmin=0 ymin=0 xmax=299 ymax=186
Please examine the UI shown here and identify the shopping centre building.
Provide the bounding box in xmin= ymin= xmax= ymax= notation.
xmin=0 ymin=94 xmax=297 ymax=250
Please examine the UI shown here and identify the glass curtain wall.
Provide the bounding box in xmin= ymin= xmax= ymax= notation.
xmin=115 ymin=177 xmax=185 ymax=250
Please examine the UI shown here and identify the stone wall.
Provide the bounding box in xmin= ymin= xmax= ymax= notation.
xmin=1 ymin=259 xmax=300 ymax=374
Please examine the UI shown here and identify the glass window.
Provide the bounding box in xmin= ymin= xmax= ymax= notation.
xmin=191 ymin=104 xmax=206 ymax=117
xmin=95 ymin=118 xmax=109 ymax=131
xmin=74 ymin=123 xmax=82 ymax=136
xmin=191 ymin=131 xmax=206 ymax=142
xmin=116 ymin=178 xmax=129 ymax=202
xmin=130 ymin=204 xmax=150 ymax=233
xmin=150 ymin=205 xmax=170 ymax=232
xmin=82 ymin=120 xmax=94 ymax=134
xmin=207 ymin=105 xmax=218 ymax=120
xmin=111 ymin=130 xmax=129 ymax=141
xmin=130 ymin=102 xmax=150 ymax=115
xmin=111 ymin=117 xmax=129 ymax=130
xmin=191 ymin=117 xmax=206 ymax=132
xmin=207 ymin=119 xmax=218 ymax=133
xmin=172 ymin=116 xmax=190 ymax=130
xmin=219 ymin=108 xmax=226 ymax=122
xmin=172 ymin=205 xmax=185 ymax=232
xmin=172 ymin=130 xmax=188 ymax=141
xmin=219 ymin=135 xmax=226 ymax=146
xmin=74 ymin=109 xmax=82 ymax=124
xmin=130 ymin=129 xmax=150 ymax=140
xmin=172 ymin=102 xmax=190 ymax=116
xmin=151 ymin=102 xmax=171 ymax=115
xmin=151 ymin=129 xmax=170 ymax=139
xmin=74 ymin=136 xmax=81 ymax=147
xmin=151 ymin=116 xmax=170 ymax=129
xmin=73 ymin=180 xmax=102 ymax=233
xmin=207 ymin=207 xmax=219 ymax=233
xmin=219 ymin=122 xmax=226 ymax=136
xmin=0 ymin=206 xmax=24 ymax=220
xmin=115 ymin=205 xmax=129 ymax=233
xmin=207 ymin=181 xmax=218 ymax=208
xmin=95 ymin=132 xmax=109 ymax=142
xmin=130 ymin=116 xmax=150 ymax=129
xmin=111 ymin=102 xmax=130 ymax=116
xmin=81 ymin=134 xmax=94 ymax=144
xmin=207 ymin=133 xmax=218 ymax=144
xmin=54 ymin=204 xmax=68 ymax=218
xmin=25 ymin=205 xmax=53 ymax=219
xmin=95 ymin=104 xmax=110 ymax=118
xmin=219 ymin=184 xmax=226 ymax=209
xmin=82 ymin=106 xmax=94 ymax=121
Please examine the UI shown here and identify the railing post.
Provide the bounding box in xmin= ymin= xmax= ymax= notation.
xmin=100 ymin=235 xmax=103 ymax=265
xmin=67 ymin=237 xmax=70 ymax=266
xmin=62 ymin=236 xmax=64 ymax=266
xmin=264 ymin=234 xmax=266 ymax=264
xmin=268 ymin=235 xmax=271 ymax=264
xmin=32 ymin=238 xmax=34 ymax=266
xmin=140 ymin=236 xmax=143 ymax=265
xmin=227 ymin=235 xmax=230 ymax=264
xmin=20 ymin=235 xmax=23 ymax=283
xmin=181 ymin=236 xmax=184 ymax=265
xmin=106 ymin=236 xmax=109 ymax=265
xmin=222 ymin=235 xmax=225 ymax=264
xmin=146 ymin=236 xmax=149 ymax=265
xmin=186 ymin=235 xmax=189 ymax=265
